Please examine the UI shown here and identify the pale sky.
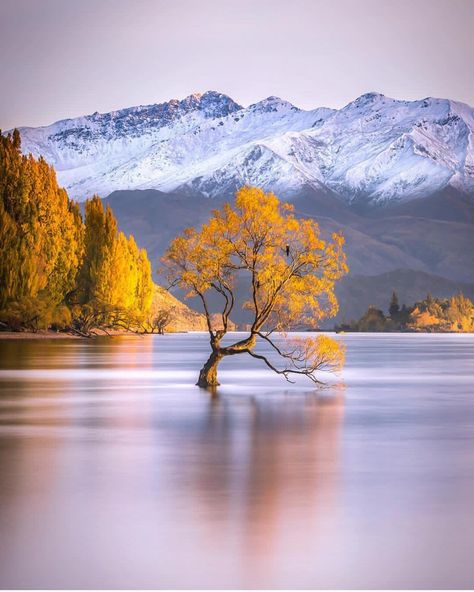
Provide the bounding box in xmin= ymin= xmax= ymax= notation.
xmin=0 ymin=0 xmax=473 ymax=129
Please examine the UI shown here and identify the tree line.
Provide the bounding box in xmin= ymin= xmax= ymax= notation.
xmin=336 ymin=291 xmax=474 ymax=333
xmin=0 ymin=130 xmax=155 ymax=334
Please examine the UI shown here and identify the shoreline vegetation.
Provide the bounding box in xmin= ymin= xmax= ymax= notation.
xmin=0 ymin=328 xmax=196 ymax=340
xmin=335 ymin=291 xmax=474 ymax=333
xmin=0 ymin=331 xmax=83 ymax=340
xmin=0 ymin=130 xmax=200 ymax=337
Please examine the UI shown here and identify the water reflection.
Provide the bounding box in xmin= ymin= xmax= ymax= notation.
xmin=0 ymin=334 xmax=473 ymax=588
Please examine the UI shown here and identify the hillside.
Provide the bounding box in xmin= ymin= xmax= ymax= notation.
xmin=153 ymin=285 xmax=207 ymax=332
xmin=103 ymin=188 xmax=474 ymax=283
xmin=333 ymin=269 xmax=474 ymax=326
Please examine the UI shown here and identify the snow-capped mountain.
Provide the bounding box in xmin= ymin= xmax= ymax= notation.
xmin=14 ymin=90 xmax=474 ymax=204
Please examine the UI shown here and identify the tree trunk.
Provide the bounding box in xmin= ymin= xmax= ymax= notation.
xmin=196 ymin=349 xmax=222 ymax=387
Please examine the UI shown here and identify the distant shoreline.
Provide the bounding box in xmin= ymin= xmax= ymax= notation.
xmin=334 ymin=330 xmax=473 ymax=334
xmin=1 ymin=329 xmax=472 ymax=341
xmin=0 ymin=331 xmax=84 ymax=340
xmin=0 ymin=330 xmax=157 ymax=340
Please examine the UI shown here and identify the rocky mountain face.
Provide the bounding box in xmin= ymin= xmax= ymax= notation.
xmin=16 ymin=90 xmax=474 ymax=206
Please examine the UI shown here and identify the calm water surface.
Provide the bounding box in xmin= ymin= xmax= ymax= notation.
xmin=0 ymin=332 xmax=473 ymax=589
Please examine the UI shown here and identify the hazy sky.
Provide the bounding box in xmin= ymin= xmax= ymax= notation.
xmin=1 ymin=0 xmax=473 ymax=129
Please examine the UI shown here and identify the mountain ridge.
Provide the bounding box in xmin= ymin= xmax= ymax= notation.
xmin=13 ymin=90 xmax=474 ymax=205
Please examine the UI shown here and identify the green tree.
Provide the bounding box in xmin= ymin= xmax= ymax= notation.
xmin=389 ymin=291 xmax=400 ymax=319
xmin=357 ymin=305 xmax=387 ymax=332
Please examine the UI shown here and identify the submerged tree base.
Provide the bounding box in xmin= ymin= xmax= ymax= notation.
xmin=196 ymin=352 xmax=222 ymax=387
xmin=196 ymin=378 xmax=220 ymax=388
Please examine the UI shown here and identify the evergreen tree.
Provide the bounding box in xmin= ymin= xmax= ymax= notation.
xmin=357 ymin=305 xmax=387 ymax=332
xmin=389 ymin=291 xmax=400 ymax=318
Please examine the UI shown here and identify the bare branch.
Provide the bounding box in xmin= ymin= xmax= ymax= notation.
xmin=245 ymin=349 xmax=325 ymax=385
xmin=196 ymin=288 xmax=215 ymax=339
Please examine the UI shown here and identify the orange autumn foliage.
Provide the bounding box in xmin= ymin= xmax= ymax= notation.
xmin=162 ymin=186 xmax=348 ymax=387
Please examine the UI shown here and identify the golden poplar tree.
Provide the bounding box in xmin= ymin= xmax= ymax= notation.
xmin=78 ymin=195 xmax=153 ymax=327
xmin=1 ymin=131 xmax=154 ymax=333
xmin=0 ymin=131 xmax=83 ymax=327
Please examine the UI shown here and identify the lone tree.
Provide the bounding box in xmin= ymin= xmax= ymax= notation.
xmin=162 ymin=187 xmax=348 ymax=388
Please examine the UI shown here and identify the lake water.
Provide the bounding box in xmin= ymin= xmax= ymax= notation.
xmin=0 ymin=332 xmax=473 ymax=589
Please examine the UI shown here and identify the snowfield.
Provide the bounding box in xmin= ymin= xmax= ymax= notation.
xmin=14 ymin=90 xmax=474 ymax=204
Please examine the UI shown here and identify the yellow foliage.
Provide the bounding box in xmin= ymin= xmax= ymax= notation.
xmin=80 ymin=197 xmax=154 ymax=324
xmin=162 ymin=186 xmax=348 ymax=386
xmin=409 ymin=308 xmax=442 ymax=331
xmin=409 ymin=294 xmax=474 ymax=332
xmin=285 ymin=334 xmax=346 ymax=375
xmin=163 ymin=186 xmax=348 ymax=332
xmin=0 ymin=132 xmax=155 ymax=333
xmin=0 ymin=132 xmax=84 ymax=308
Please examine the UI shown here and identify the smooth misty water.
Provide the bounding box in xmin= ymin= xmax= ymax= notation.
xmin=0 ymin=333 xmax=473 ymax=589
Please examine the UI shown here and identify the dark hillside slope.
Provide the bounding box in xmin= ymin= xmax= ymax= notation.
xmin=103 ymin=188 xmax=474 ymax=327
xmin=333 ymin=269 xmax=474 ymax=326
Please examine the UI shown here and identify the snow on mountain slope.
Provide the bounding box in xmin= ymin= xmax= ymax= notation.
xmin=305 ymin=93 xmax=473 ymax=203
xmin=13 ymin=90 xmax=474 ymax=204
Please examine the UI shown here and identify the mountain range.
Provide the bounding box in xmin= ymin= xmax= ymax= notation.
xmin=15 ymin=90 xmax=474 ymax=206
xmin=10 ymin=91 xmax=474 ymax=327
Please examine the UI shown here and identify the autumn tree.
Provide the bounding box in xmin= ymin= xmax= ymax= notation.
xmin=445 ymin=294 xmax=474 ymax=332
xmin=162 ymin=186 xmax=348 ymax=387
xmin=75 ymin=196 xmax=154 ymax=330
xmin=0 ymin=131 xmax=154 ymax=334
xmin=0 ymin=130 xmax=83 ymax=327
xmin=409 ymin=292 xmax=474 ymax=332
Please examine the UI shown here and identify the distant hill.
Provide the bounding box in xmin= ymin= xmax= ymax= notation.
xmin=100 ymin=187 xmax=474 ymax=329
xmin=153 ymin=285 xmax=207 ymax=332
xmin=98 ymin=190 xmax=474 ymax=327
xmin=104 ymin=188 xmax=474 ymax=283
xmin=332 ymin=269 xmax=474 ymax=326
